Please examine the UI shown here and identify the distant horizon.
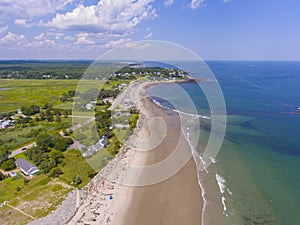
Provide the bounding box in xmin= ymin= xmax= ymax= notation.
xmin=1 ymin=59 xmax=300 ymax=62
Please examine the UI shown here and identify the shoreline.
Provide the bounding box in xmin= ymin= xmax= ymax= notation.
xmin=110 ymin=81 xmax=203 ymax=225
xmin=70 ymin=79 xmax=204 ymax=225
xmin=30 ymin=79 xmax=204 ymax=225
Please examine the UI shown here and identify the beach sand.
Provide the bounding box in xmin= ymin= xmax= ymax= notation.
xmin=67 ymin=81 xmax=203 ymax=225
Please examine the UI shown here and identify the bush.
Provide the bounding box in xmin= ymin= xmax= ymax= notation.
xmin=23 ymin=178 xmax=29 ymax=185
xmin=54 ymin=138 xmax=68 ymax=151
xmin=74 ymin=175 xmax=82 ymax=185
xmin=50 ymin=168 xmax=63 ymax=178
xmin=36 ymin=133 xmax=55 ymax=148
xmin=0 ymin=171 xmax=5 ymax=181
xmin=1 ymin=158 xmax=16 ymax=171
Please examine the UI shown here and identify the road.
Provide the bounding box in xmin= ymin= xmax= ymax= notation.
xmin=9 ymin=143 xmax=36 ymax=158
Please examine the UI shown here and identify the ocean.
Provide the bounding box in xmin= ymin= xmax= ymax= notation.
xmin=148 ymin=61 xmax=300 ymax=225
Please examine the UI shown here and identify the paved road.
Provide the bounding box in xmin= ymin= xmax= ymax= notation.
xmin=9 ymin=142 xmax=36 ymax=158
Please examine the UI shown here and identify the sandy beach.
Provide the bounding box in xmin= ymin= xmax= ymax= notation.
xmin=67 ymin=81 xmax=203 ymax=225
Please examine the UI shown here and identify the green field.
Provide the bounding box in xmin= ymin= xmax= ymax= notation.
xmin=0 ymin=79 xmax=131 ymax=113
xmin=0 ymin=79 xmax=106 ymax=113
xmin=0 ymin=148 xmax=95 ymax=224
xmin=60 ymin=149 xmax=95 ymax=187
xmin=0 ymin=173 xmax=69 ymax=222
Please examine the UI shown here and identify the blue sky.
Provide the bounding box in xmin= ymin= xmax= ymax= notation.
xmin=0 ymin=0 xmax=299 ymax=60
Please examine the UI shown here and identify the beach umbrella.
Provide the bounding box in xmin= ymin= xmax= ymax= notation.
xmin=109 ymin=195 xmax=113 ymax=200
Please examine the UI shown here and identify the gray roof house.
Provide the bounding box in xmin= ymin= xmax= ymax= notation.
xmin=15 ymin=158 xmax=40 ymax=176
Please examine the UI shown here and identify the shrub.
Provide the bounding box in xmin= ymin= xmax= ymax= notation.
xmin=0 ymin=158 xmax=16 ymax=171
xmin=74 ymin=175 xmax=82 ymax=185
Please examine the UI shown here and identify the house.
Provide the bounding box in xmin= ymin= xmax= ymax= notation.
xmin=86 ymin=101 xmax=97 ymax=110
xmin=0 ymin=120 xmax=14 ymax=129
xmin=82 ymin=135 xmax=108 ymax=157
xmin=15 ymin=158 xmax=40 ymax=176
xmin=103 ymin=97 xmax=114 ymax=104
xmin=118 ymin=83 xmax=127 ymax=91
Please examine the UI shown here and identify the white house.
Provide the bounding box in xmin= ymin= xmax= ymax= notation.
xmin=15 ymin=158 xmax=40 ymax=176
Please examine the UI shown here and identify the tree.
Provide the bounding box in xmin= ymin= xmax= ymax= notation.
xmin=0 ymin=149 xmax=9 ymax=164
xmin=74 ymin=175 xmax=82 ymax=185
xmin=23 ymin=117 xmax=32 ymax=123
xmin=1 ymin=158 xmax=16 ymax=171
xmin=50 ymin=168 xmax=63 ymax=178
xmin=60 ymin=93 xmax=68 ymax=102
xmin=36 ymin=133 xmax=54 ymax=148
xmin=23 ymin=178 xmax=29 ymax=185
xmin=47 ymin=114 xmax=54 ymax=122
xmin=68 ymin=90 xmax=76 ymax=98
xmin=43 ymin=102 xmax=53 ymax=110
xmin=30 ymin=105 xmax=40 ymax=114
xmin=51 ymin=150 xmax=64 ymax=164
xmin=53 ymin=109 xmax=61 ymax=117
xmin=0 ymin=171 xmax=5 ymax=181
xmin=54 ymin=138 xmax=68 ymax=151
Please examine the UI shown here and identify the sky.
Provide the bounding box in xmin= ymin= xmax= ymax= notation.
xmin=0 ymin=0 xmax=300 ymax=60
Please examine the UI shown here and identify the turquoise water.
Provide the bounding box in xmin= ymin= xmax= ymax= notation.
xmin=148 ymin=61 xmax=300 ymax=225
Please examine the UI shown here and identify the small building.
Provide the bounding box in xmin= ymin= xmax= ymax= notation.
xmin=0 ymin=120 xmax=14 ymax=129
xmin=15 ymin=158 xmax=40 ymax=176
xmin=103 ymin=97 xmax=114 ymax=104
xmin=10 ymin=171 xmax=17 ymax=177
xmin=82 ymin=135 xmax=108 ymax=157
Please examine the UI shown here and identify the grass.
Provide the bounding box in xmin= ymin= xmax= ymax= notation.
xmin=0 ymin=117 xmax=72 ymax=152
xmin=0 ymin=172 xmax=70 ymax=223
xmin=0 ymin=149 xmax=93 ymax=224
xmin=0 ymin=125 xmax=43 ymax=151
xmin=60 ymin=149 xmax=95 ymax=187
xmin=0 ymin=174 xmax=50 ymax=203
xmin=0 ymin=79 xmax=106 ymax=113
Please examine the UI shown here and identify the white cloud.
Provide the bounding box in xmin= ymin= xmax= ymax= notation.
xmin=14 ymin=19 xmax=31 ymax=27
xmin=0 ymin=25 xmax=8 ymax=34
xmin=0 ymin=0 xmax=75 ymax=19
xmin=0 ymin=32 xmax=26 ymax=45
xmin=103 ymin=38 xmax=131 ymax=49
xmin=189 ymin=0 xmax=205 ymax=9
xmin=54 ymin=33 xmax=64 ymax=39
xmin=223 ymin=0 xmax=232 ymax=3
xmin=25 ymin=39 xmax=56 ymax=48
xmin=64 ymin=36 xmax=75 ymax=41
xmin=164 ymin=0 xmax=174 ymax=6
xmin=43 ymin=0 xmax=157 ymax=33
xmin=76 ymin=33 xmax=95 ymax=45
xmin=34 ymin=33 xmax=46 ymax=40
xmin=145 ymin=32 xmax=153 ymax=39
